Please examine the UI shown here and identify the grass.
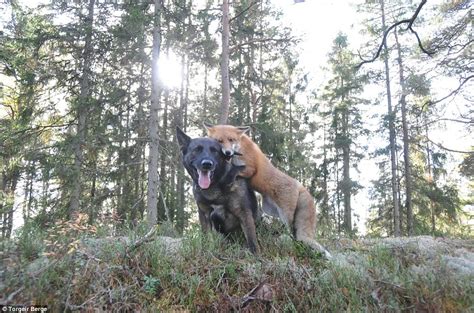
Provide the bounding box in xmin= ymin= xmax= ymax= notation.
xmin=1 ymin=219 xmax=473 ymax=312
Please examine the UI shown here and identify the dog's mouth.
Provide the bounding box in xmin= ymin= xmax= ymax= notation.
xmin=197 ymin=169 xmax=213 ymax=189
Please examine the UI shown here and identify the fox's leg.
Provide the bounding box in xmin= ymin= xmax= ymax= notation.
xmin=296 ymin=234 xmax=332 ymax=259
xmin=239 ymin=161 xmax=256 ymax=178
xmin=293 ymin=189 xmax=332 ymax=259
xmin=271 ymin=190 xmax=299 ymax=227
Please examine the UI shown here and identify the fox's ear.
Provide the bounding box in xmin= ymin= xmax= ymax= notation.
xmin=236 ymin=126 xmax=250 ymax=136
xmin=203 ymin=122 xmax=214 ymax=134
xmin=176 ymin=126 xmax=191 ymax=152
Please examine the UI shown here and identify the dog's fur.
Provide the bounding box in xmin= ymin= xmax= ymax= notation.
xmin=176 ymin=127 xmax=260 ymax=254
xmin=205 ymin=123 xmax=331 ymax=258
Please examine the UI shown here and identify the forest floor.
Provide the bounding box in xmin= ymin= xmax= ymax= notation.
xmin=1 ymin=219 xmax=473 ymax=312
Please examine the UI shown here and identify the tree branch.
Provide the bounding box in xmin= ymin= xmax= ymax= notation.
xmin=229 ymin=0 xmax=260 ymax=24
xmin=426 ymin=137 xmax=474 ymax=154
xmin=405 ymin=0 xmax=426 ymax=30
xmin=230 ymin=38 xmax=293 ymax=54
xmin=408 ymin=26 xmax=434 ymax=56
xmin=125 ymin=225 xmax=158 ymax=255
xmin=356 ymin=0 xmax=433 ymax=69
xmin=412 ymin=117 xmax=474 ymax=130
xmin=422 ymin=74 xmax=474 ymax=110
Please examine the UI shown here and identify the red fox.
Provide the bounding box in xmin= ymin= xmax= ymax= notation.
xmin=205 ymin=123 xmax=331 ymax=258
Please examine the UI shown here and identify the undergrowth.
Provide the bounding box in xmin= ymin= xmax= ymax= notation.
xmin=1 ymin=217 xmax=473 ymax=312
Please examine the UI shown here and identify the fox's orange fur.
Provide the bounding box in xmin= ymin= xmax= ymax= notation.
xmin=205 ymin=124 xmax=330 ymax=258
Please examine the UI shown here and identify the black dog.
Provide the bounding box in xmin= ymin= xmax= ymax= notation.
xmin=176 ymin=127 xmax=260 ymax=254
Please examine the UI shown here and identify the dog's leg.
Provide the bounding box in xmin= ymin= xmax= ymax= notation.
xmin=197 ymin=203 xmax=212 ymax=233
xmin=238 ymin=210 xmax=260 ymax=254
xmin=262 ymin=195 xmax=280 ymax=218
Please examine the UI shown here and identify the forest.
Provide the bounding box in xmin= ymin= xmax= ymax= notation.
xmin=1 ymin=0 xmax=472 ymax=239
xmin=0 ymin=0 xmax=473 ymax=310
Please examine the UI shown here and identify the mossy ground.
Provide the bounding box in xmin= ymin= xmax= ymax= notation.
xmin=1 ymin=219 xmax=473 ymax=312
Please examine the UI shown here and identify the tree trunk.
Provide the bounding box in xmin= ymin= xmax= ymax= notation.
xmin=381 ymin=0 xmax=401 ymax=237
xmin=288 ymin=68 xmax=294 ymax=174
xmin=202 ymin=63 xmax=209 ymax=135
xmin=342 ymin=109 xmax=352 ymax=234
xmin=219 ymin=0 xmax=230 ymax=124
xmin=321 ymin=111 xmax=330 ymax=227
xmin=146 ymin=0 xmax=162 ymax=228
xmin=394 ymin=27 xmax=414 ymax=236
xmin=176 ymin=55 xmax=190 ymax=233
xmin=339 ymin=74 xmax=352 ymax=235
xmin=1 ymin=172 xmax=8 ymax=238
xmin=159 ymin=83 xmax=169 ymax=222
xmin=70 ymin=0 xmax=95 ymax=219
xmin=425 ymin=120 xmax=435 ymax=234
xmin=133 ymin=63 xmax=147 ymax=225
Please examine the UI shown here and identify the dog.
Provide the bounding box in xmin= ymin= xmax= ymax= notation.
xmin=176 ymin=127 xmax=260 ymax=254
xmin=205 ymin=123 xmax=331 ymax=258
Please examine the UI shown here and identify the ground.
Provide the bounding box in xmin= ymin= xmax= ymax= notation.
xmin=1 ymin=221 xmax=473 ymax=312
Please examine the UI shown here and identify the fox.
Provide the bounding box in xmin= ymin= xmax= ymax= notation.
xmin=205 ymin=123 xmax=331 ymax=258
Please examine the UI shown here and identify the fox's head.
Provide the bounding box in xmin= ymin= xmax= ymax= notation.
xmin=204 ymin=123 xmax=250 ymax=157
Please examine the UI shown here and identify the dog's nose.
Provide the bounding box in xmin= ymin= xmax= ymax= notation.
xmin=223 ymin=149 xmax=233 ymax=157
xmin=201 ymin=159 xmax=213 ymax=169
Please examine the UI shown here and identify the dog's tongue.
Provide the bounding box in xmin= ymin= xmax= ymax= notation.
xmin=198 ymin=170 xmax=211 ymax=189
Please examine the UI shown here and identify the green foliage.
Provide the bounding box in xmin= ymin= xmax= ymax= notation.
xmin=313 ymin=32 xmax=369 ymax=235
xmin=0 ymin=0 xmax=470 ymax=245
xmin=143 ymin=275 xmax=161 ymax=295
xmin=460 ymin=149 xmax=474 ymax=179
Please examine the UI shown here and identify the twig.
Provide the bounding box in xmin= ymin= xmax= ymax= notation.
xmin=125 ymin=225 xmax=158 ymax=255
xmin=2 ymin=286 xmax=24 ymax=303
xmin=374 ymin=279 xmax=406 ymax=290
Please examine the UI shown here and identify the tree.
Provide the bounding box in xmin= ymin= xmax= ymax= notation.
xmin=146 ymin=0 xmax=162 ymax=228
xmin=318 ymin=33 xmax=368 ymax=235
xmin=380 ymin=0 xmax=401 ymax=236
xmin=0 ymin=3 xmax=57 ymax=236
xmin=70 ymin=0 xmax=96 ymax=219
xmin=393 ymin=27 xmax=414 ymax=235
xmin=219 ymin=0 xmax=231 ymax=124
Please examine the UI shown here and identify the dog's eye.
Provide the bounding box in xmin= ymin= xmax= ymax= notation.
xmin=210 ymin=147 xmax=218 ymax=153
xmin=193 ymin=146 xmax=203 ymax=154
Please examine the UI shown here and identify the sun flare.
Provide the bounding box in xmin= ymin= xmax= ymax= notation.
xmin=157 ymin=52 xmax=182 ymax=89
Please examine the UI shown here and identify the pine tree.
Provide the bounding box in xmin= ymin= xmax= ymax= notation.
xmin=318 ymin=33 xmax=368 ymax=235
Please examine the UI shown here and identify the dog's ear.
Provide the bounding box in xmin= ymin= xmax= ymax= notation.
xmin=176 ymin=126 xmax=191 ymax=152
xmin=203 ymin=122 xmax=214 ymax=134
xmin=236 ymin=126 xmax=250 ymax=136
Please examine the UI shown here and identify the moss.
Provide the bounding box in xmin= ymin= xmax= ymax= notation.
xmin=2 ymin=224 xmax=473 ymax=311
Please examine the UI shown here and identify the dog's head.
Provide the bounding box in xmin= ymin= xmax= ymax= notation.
xmin=176 ymin=127 xmax=228 ymax=190
xmin=203 ymin=122 xmax=250 ymax=157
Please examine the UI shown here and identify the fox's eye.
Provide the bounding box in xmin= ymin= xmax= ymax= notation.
xmin=228 ymin=138 xmax=234 ymax=142
xmin=218 ymin=139 xmax=223 ymax=143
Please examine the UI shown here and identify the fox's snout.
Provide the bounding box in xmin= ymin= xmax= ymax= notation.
xmin=222 ymin=148 xmax=234 ymax=157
